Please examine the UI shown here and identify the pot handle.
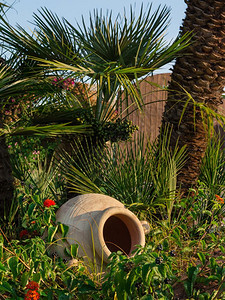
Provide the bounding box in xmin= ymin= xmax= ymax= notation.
xmin=140 ymin=220 xmax=150 ymax=235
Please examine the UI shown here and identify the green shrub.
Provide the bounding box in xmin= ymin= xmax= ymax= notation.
xmin=61 ymin=129 xmax=186 ymax=222
xmin=1 ymin=185 xmax=225 ymax=299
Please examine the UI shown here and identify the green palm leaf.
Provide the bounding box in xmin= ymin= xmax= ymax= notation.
xmin=0 ymin=4 xmax=191 ymax=115
xmin=1 ymin=123 xmax=90 ymax=137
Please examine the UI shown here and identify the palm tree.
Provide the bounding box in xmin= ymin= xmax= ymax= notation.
xmin=161 ymin=0 xmax=225 ymax=193
xmin=0 ymin=64 xmax=90 ymax=218
xmin=0 ymin=6 xmax=89 ymax=218
xmin=0 ymin=4 xmax=92 ymax=219
xmin=0 ymin=4 xmax=191 ymax=215
xmin=0 ymin=5 xmax=190 ymax=121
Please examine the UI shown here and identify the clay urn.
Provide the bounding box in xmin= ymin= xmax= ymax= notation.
xmin=52 ymin=193 xmax=148 ymax=268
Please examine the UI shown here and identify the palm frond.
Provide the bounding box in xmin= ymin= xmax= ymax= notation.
xmin=67 ymin=4 xmax=191 ymax=73
xmin=59 ymin=129 xmax=186 ymax=220
xmin=199 ymin=137 xmax=225 ymax=197
xmin=1 ymin=123 xmax=90 ymax=137
xmin=0 ymin=8 xmax=80 ymax=68
xmin=0 ymin=4 xmax=191 ymax=115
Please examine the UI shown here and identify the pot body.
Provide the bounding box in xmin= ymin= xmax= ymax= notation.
xmin=52 ymin=193 xmax=145 ymax=268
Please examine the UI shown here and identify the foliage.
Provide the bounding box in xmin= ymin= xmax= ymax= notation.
xmin=2 ymin=136 xmax=67 ymax=233
xmin=0 ymin=234 xmax=101 ymax=299
xmin=7 ymin=135 xmax=65 ymax=198
xmin=0 ymin=1 xmax=191 ymax=222
xmin=0 ymin=5 xmax=191 ymax=79
xmin=60 ymin=129 xmax=186 ymax=221
xmin=0 ymin=66 xmax=90 ymax=142
xmin=199 ymin=136 xmax=225 ymax=198
xmin=6 ymin=129 xmax=225 ymax=299
xmin=2 ymin=101 xmax=225 ymax=300
xmin=7 ymin=135 xmax=58 ymax=163
xmin=0 ymin=3 xmax=191 ymax=139
xmin=1 ymin=2 xmax=225 ymax=299
xmin=2 ymin=125 xmax=225 ymax=298
xmin=30 ymin=101 xmax=138 ymax=143
xmin=1 ymin=184 xmax=225 ymax=299
xmin=102 ymin=246 xmax=174 ymax=299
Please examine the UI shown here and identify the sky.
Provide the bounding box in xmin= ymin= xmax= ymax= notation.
xmin=5 ymin=0 xmax=187 ymax=73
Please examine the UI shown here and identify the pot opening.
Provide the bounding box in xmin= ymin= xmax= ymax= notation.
xmin=103 ymin=215 xmax=133 ymax=255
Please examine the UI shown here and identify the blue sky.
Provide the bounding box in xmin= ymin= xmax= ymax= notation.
xmin=6 ymin=0 xmax=187 ymax=73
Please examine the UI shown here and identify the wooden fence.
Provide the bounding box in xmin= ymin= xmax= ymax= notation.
xmin=122 ymin=73 xmax=225 ymax=143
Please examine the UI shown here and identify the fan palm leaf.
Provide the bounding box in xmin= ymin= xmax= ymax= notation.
xmin=1 ymin=123 xmax=89 ymax=137
xmin=0 ymin=4 xmax=191 ymax=110
xmin=69 ymin=4 xmax=191 ymax=74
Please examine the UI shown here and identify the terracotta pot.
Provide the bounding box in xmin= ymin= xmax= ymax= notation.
xmin=52 ymin=193 xmax=147 ymax=268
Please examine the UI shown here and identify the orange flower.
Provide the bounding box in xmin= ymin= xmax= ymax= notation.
xmin=215 ymin=194 xmax=224 ymax=204
xmin=24 ymin=289 xmax=40 ymax=300
xmin=26 ymin=281 xmax=39 ymax=291
xmin=43 ymin=199 xmax=56 ymax=207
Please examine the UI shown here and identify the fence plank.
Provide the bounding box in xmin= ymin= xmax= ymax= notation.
xmin=122 ymin=73 xmax=225 ymax=144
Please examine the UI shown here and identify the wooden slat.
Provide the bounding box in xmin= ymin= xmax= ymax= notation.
xmin=122 ymin=73 xmax=225 ymax=144
xmin=122 ymin=73 xmax=170 ymax=142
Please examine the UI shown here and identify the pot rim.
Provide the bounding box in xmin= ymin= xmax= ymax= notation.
xmin=93 ymin=206 xmax=145 ymax=262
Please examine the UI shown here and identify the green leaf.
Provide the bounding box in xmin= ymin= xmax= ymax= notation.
xmin=8 ymin=256 xmax=19 ymax=279
xmin=45 ymin=291 xmax=53 ymax=300
xmin=57 ymin=293 xmax=70 ymax=300
xmin=33 ymin=194 xmax=41 ymax=204
xmin=142 ymin=264 xmax=154 ymax=286
xmin=207 ymin=275 xmax=220 ymax=281
xmin=197 ymin=252 xmax=206 ymax=265
xmin=198 ymin=294 xmax=209 ymax=300
xmin=158 ymin=263 xmax=166 ymax=277
xmin=0 ymin=281 xmax=14 ymax=293
xmin=188 ymin=266 xmax=199 ymax=282
xmin=171 ymin=228 xmax=182 ymax=247
xmin=202 ymin=210 xmax=212 ymax=216
xmin=7 ymin=123 xmax=89 ymax=137
xmin=163 ymin=240 xmax=169 ymax=251
xmin=189 ymin=241 xmax=197 ymax=247
xmin=44 ymin=210 xmax=52 ymax=224
xmin=58 ymin=223 xmax=69 ymax=238
xmin=70 ymin=244 xmax=79 ymax=258
xmin=114 ymin=271 xmax=127 ymax=299
xmin=0 ymin=262 xmax=6 ymax=272
xmin=181 ymin=247 xmax=192 ymax=253
xmin=201 ymin=240 xmax=206 ymax=250
xmin=184 ymin=266 xmax=199 ymax=297
xmin=64 ymin=247 xmax=72 ymax=258
xmin=220 ymin=245 xmax=225 ymax=253
xmin=210 ymin=257 xmax=216 ymax=269
xmin=126 ymin=269 xmax=139 ymax=294
xmin=21 ymin=272 xmax=29 ymax=288
xmin=28 ymin=203 xmax=36 ymax=218
xmin=33 ymin=273 xmax=41 ymax=283
xmin=140 ymin=295 xmax=154 ymax=300
xmin=77 ymin=281 xmax=97 ymax=294
xmin=47 ymin=225 xmax=58 ymax=243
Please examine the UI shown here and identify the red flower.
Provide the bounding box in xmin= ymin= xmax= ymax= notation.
xmin=19 ymin=229 xmax=29 ymax=239
xmin=43 ymin=199 xmax=56 ymax=207
xmin=26 ymin=281 xmax=39 ymax=291
xmin=215 ymin=194 xmax=224 ymax=204
xmin=24 ymin=290 xmax=40 ymax=300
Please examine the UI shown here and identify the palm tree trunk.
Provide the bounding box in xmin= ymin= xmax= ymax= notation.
xmin=161 ymin=0 xmax=225 ymax=193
